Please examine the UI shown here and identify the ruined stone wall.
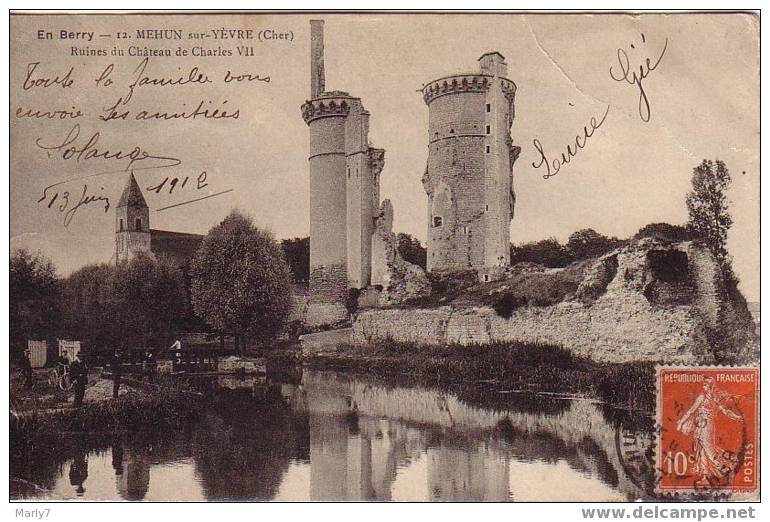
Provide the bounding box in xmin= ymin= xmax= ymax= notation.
xmin=353 ymin=241 xmax=752 ymax=364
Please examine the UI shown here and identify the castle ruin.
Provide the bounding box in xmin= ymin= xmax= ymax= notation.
xmin=301 ymin=20 xmax=408 ymax=326
xmin=300 ymin=21 xmax=522 ymax=324
xmin=422 ymin=53 xmax=520 ymax=280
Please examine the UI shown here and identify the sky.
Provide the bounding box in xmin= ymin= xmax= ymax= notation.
xmin=10 ymin=12 xmax=760 ymax=299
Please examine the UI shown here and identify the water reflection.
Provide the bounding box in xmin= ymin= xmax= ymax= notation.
xmin=10 ymin=369 xmax=655 ymax=501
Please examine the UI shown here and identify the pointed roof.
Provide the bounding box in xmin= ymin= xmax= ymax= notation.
xmin=117 ymin=173 xmax=148 ymax=208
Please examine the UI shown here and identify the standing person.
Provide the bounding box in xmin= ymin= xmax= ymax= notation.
xmin=21 ymin=349 xmax=33 ymax=388
xmin=112 ymin=349 xmax=122 ymax=399
xmin=70 ymin=354 xmax=88 ymax=408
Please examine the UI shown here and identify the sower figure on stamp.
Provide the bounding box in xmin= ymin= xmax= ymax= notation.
xmin=676 ymin=377 xmax=743 ymax=487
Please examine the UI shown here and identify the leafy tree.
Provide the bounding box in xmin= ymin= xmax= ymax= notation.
xmin=566 ymin=228 xmax=623 ymax=261
xmin=61 ymin=263 xmax=114 ymax=350
xmin=686 ymin=159 xmax=733 ymax=270
xmin=10 ymin=249 xmax=61 ymax=357
xmin=510 ymin=238 xmax=573 ymax=268
xmin=634 ymin=222 xmax=694 ymax=242
xmin=396 ymin=233 xmax=427 ymax=269
xmin=280 ymin=236 xmax=310 ymax=285
xmin=62 ymin=255 xmax=187 ymax=352
xmin=190 ymin=211 xmax=293 ymax=353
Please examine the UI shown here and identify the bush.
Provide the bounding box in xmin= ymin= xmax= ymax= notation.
xmin=510 ymin=238 xmax=573 ymax=268
xmin=427 ymin=269 xmax=478 ymax=296
xmin=492 ymin=292 xmax=526 ymax=318
xmin=634 ymin=223 xmax=694 ymax=242
xmin=566 ymin=229 xmax=624 ymax=261
xmin=346 ymin=288 xmax=361 ymax=315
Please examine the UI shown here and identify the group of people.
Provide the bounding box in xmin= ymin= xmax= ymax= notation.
xmin=19 ymin=343 xmax=170 ymax=408
xmin=20 ymin=349 xmax=91 ymax=408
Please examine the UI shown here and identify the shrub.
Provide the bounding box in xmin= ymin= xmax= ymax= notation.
xmin=346 ymin=288 xmax=361 ymax=315
xmin=634 ymin=223 xmax=694 ymax=242
xmin=492 ymin=292 xmax=526 ymax=318
xmin=510 ymin=238 xmax=573 ymax=268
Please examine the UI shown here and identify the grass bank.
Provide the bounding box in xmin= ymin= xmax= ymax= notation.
xmin=300 ymin=339 xmax=655 ymax=412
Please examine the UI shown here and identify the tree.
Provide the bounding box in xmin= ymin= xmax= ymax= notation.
xmin=62 ymin=255 xmax=187 ymax=352
xmin=10 ymin=249 xmax=61 ymax=357
xmin=280 ymin=237 xmax=310 ymax=285
xmin=190 ymin=211 xmax=293 ymax=353
xmin=566 ymin=229 xmax=622 ymax=261
xmin=634 ymin=222 xmax=694 ymax=242
xmin=686 ymin=159 xmax=733 ymax=270
xmin=61 ymin=263 xmax=114 ymax=350
xmin=396 ymin=233 xmax=427 ymax=269
xmin=510 ymin=238 xmax=573 ymax=268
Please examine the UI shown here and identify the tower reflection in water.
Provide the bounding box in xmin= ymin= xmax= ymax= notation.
xmin=299 ymin=373 xmax=513 ymax=501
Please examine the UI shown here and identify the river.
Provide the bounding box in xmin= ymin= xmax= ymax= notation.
xmin=10 ymin=369 xmax=657 ymax=501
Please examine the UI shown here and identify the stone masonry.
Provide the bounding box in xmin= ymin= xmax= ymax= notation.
xmin=352 ymin=240 xmax=756 ymax=364
xmin=422 ymin=53 xmax=520 ymax=277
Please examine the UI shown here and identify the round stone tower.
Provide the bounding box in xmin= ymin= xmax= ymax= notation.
xmin=421 ymin=53 xmax=519 ymax=278
xmin=302 ymin=91 xmax=353 ymax=324
xmin=301 ymin=20 xmax=384 ymax=325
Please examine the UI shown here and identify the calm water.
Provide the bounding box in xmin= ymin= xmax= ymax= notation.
xmin=10 ymin=370 xmax=656 ymax=501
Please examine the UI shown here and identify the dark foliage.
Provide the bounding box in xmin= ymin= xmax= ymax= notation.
xmin=61 ymin=255 xmax=187 ymax=353
xmin=686 ymin=159 xmax=733 ymax=270
xmin=396 ymin=233 xmax=427 ymax=269
xmin=634 ymin=222 xmax=695 ymax=242
xmin=492 ymin=292 xmax=526 ymax=319
xmin=510 ymin=238 xmax=573 ymax=268
xmin=566 ymin=228 xmax=625 ymax=261
xmin=280 ymin=236 xmax=310 ymax=285
xmin=346 ymin=288 xmax=361 ymax=316
xmin=10 ymin=249 xmax=61 ymax=357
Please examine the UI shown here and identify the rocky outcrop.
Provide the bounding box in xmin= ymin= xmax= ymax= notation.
xmin=352 ymin=239 xmax=756 ymax=364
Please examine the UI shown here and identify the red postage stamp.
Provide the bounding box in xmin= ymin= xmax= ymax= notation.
xmin=657 ymin=366 xmax=759 ymax=496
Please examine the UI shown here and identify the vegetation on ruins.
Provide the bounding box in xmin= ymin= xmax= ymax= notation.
xmin=190 ymin=211 xmax=293 ymax=353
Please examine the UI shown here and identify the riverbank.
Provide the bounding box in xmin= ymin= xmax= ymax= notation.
xmin=297 ymin=339 xmax=655 ymax=412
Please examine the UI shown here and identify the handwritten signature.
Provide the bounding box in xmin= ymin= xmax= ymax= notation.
xmin=35 ymin=124 xmax=182 ymax=172
xmin=532 ymin=105 xmax=610 ymax=179
xmin=610 ymin=32 xmax=668 ymax=122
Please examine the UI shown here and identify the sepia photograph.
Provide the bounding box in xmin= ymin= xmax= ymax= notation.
xmin=7 ymin=8 xmax=761 ymax=507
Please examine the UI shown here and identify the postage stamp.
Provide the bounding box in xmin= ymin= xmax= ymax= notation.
xmin=656 ymin=366 xmax=759 ymax=497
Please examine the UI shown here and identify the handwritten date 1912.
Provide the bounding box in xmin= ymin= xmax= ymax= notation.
xmin=147 ymin=171 xmax=209 ymax=195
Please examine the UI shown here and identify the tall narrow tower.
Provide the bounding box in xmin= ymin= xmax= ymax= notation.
xmin=301 ymin=20 xmax=385 ymax=326
xmin=115 ymin=172 xmax=151 ymax=263
xmin=421 ymin=52 xmax=519 ymax=278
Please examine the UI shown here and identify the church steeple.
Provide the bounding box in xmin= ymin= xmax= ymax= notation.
xmin=117 ymin=172 xmax=148 ymax=209
xmin=115 ymin=172 xmax=151 ymax=263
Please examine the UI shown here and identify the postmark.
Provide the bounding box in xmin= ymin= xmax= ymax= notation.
xmin=656 ymin=366 xmax=759 ymax=497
